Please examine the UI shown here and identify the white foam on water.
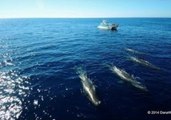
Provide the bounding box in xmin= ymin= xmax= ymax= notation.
xmin=4 ymin=60 xmax=14 ymax=66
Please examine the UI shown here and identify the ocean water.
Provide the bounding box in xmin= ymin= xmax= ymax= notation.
xmin=0 ymin=18 xmax=171 ymax=120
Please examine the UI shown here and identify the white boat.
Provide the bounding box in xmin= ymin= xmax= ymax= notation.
xmin=97 ymin=20 xmax=118 ymax=30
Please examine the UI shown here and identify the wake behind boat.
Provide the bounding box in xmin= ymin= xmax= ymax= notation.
xmin=97 ymin=20 xmax=118 ymax=30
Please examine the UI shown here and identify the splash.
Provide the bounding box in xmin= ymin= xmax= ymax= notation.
xmin=0 ymin=60 xmax=14 ymax=66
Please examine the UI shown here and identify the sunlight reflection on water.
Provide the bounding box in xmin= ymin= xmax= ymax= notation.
xmin=0 ymin=71 xmax=30 ymax=120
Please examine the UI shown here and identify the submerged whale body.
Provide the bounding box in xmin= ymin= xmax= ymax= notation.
xmin=130 ymin=56 xmax=160 ymax=70
xmin=77 ymin=67 xmax=101 ymax=106
xmin=125 ymin=48 xmax=144 ymax=54
xmin=109 ymin=65 xmax=147 ymax=91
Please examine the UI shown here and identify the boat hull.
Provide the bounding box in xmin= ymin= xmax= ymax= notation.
xmin=97 ymin=25 xmax=118 ymax=30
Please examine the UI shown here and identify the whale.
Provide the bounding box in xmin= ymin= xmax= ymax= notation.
xmin=77 ymin=68 xmax=101 ymax=106
xmin=109 ymin=65 xmax=147 ymax=91
xmin=130 ymin=56 xmax=160 ymax=70
xmin=125 ymin=48 xmax=144 ymax=54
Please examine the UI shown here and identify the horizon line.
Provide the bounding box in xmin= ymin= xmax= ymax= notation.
xmin=0 ymin=16 xmax=171 ymax=19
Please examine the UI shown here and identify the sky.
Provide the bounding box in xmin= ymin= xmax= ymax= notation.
xmin=0 ymin=0 xmax=171 ymax=18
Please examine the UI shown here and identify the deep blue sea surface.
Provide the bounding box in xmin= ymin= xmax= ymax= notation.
xmin=0 ymin=18 xmax=171 ymax=120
